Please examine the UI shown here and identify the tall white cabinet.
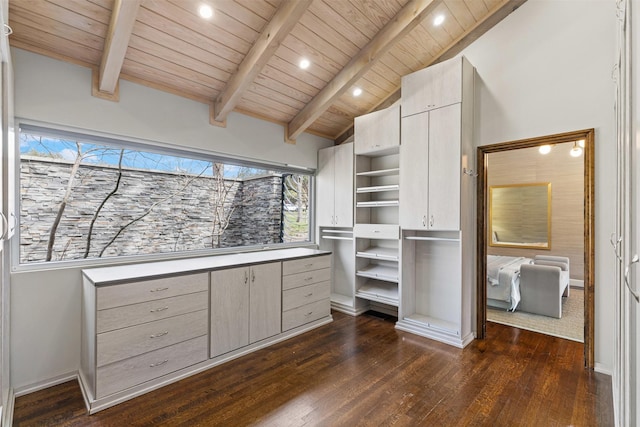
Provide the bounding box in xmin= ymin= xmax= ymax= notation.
xmin=317 ymin=143 xmax=353 ymax=227
xmin=317 ymin=143 xmax=364 ymax=315
xmin=395 ymin=56 xmax=476 ymax=348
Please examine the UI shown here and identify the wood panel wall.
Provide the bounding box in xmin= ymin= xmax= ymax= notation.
xmin=487 ymin=142 xmax=584 ymax=280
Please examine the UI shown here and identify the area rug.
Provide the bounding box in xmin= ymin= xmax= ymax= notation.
xmin=487 ymin=288 xmax=584 ymax=342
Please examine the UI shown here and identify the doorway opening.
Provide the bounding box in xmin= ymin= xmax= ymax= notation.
xmin=476 ymin=129 xmax=595 ymax=368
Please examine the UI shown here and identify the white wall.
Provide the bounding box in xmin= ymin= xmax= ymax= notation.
xmin=10 ymin=48 xmax=332 ymax=390
xmin=461 ymin=0 xmax=616 ymax=373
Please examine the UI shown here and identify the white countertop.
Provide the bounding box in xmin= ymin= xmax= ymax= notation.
xmin=83 ymin=248 xmax=330 ymax=285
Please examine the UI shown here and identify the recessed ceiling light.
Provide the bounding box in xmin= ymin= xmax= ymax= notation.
xmin=198 ymin=4 xmax=214 ymax=19
xmin=299 ymin=58 xmax=310 ymax=69
xmin=352 ymin=87 xmax=363 ymax=97
xmin=434 ymin=14 xmax=445 ymax=26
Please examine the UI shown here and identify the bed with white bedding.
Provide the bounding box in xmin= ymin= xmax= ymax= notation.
xmin=487 ymin=255 xmax=534 ymax=311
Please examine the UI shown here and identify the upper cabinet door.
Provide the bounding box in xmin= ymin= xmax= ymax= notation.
xmin=316 ymin=146 xmax=336 ymax=227
xmin=428 ymin=104 xmax=461 ymax=230
xmin=399 ymin=111 xmax=429 ymax=229
xmin=354 ymin=104 xmax=400 ymax=155
xmin=333 ymin=143 xmax=354 ymax=227
xmin=401 ymin=57 xmax=463 ymax=118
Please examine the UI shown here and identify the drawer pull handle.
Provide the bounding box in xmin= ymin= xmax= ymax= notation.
xmin=373 ymin=230 xmax=380 ymax=233
xmin=150 ymin=306 xmax=169 ymax=313
xmin=304 ymin=277 xmax=313 ymax=281
xmin=149 ymin=359 xmax=168 ymax=368
xmin=149 ymin=331 xmax=168 ymax=338
xmin=150 ymin=287 xmax=169 ymax=293
xmin=305 ymin=311 xmax=313 ymax=316
xmin=306 ymin=293 xmax=313 ymax=297
xmin=305 ymin=263 xmax=313 ymax=267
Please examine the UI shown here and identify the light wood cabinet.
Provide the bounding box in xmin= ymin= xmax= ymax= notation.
xmin=354 ymin=104 xmax=401 ymax=311
xmin=354 ymin=103 xmax=400 ymax=155
xmin=317 ymin=143 xmax=353 ymax=227
xmin=249 ymin=262 xmax=282 ymax=343
xmin=282 ymin=255 xmax=331 ymax=331
xmin=210 ymin=267 xmax=249 ymax=357
xmin=81 ymin=249 xmax=331 ymax=413
xmin=396 ymin=56 xmax=475 ymax=348
xmin=210 ymin=262 xmax=281 ymax=357
xmin=400 ymin=104 xmax=461 ymax=231
xmin=83 ymin=273 xmax=209 ymax=400
xmin=401 ymin=57 xmax=464 ymax=117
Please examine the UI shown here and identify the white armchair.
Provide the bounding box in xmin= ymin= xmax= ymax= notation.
xmin=518 ymin=255 xmax=570 ymax=318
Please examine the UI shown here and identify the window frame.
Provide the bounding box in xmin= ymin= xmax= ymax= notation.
xmin=12 ymin=121 xmax=317 ymax=272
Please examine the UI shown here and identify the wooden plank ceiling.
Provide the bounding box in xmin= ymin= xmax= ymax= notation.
xmin=8 ymin=0 xmax=526 ymax=143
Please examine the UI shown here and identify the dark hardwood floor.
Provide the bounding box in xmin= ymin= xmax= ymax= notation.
xmin=13 ymin=311 xmax=613 ymax=426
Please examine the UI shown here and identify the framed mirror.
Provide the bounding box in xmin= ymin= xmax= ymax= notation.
xmin=489 ymin=182 xmax=551 ymax=249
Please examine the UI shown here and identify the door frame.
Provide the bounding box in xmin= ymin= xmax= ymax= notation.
xmin=476 ymin=128 xmax=595 ymax=368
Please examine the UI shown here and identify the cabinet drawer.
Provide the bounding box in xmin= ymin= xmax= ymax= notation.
xmin=97 ymin=291 xmax=208 ymax=334
xmin=283 ymin=281 xmax=330 ymax=311
xmin=282 ymin=299 xmax=330 ymax=331
xmin=282 ymin=268 xmax=331 ymax=291
xmin=96 ymin=335 xmax=208 ymax=399
xmin=97 ymin=310 xmax=208 ymax=367
xmin=282 ymin=255 xmax=331 ymax=276
xmin=97 ymin=273 xmax=208 ymax=310
xmin=354 ymin=224 xmax=399 ymax=240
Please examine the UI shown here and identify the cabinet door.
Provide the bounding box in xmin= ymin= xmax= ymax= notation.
xmin=333 ymin=143 xmax=353 ymax=227
xmin=249 ymin=262 xmax=282 ymax=343
xmin=317 ymin=146 xmax=335 ymax=226
xmin=428 ymin=104 xmax=461 ymax=230
xmin=210 ymin=267 xmax=249 ymax=357
xmin=400 ymin=112 xmax=429 ymax=229
xmin=401 ymin=58 xmax=462 ymax=117
xmin=354 ymin=104 xmax=399 ymax=155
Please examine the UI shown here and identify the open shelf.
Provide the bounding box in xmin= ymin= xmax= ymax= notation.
xmin=356 ymin=264 xmax=399 ymax=282
xmin=356 ymin=200 xmax=399 ymax=208
xmin=322 ymin=236 xmax=353 ymax=241
xmin=356 ymin=167 xmax=399 ymax=177
xmin=404 ymin=236 xmax=460 ymax=242
xmin=356 ymin=246 xmax=398 ymax=261
xmin=356 ymin=280 xmax=399 ymax=306
xmin=322 ymin=229 xmax=353 ymax=234
xmin=356 ymin=184 xmax=399 ymax=193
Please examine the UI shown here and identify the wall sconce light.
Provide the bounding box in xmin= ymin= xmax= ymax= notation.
xmin=538 ymin=145 xmax=552 ymax=155
xmin=570 ymin=141 xmax=583 ymax=157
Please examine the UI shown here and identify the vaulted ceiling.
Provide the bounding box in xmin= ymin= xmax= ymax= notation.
xmin=8 ymin=0 xmax=526 ymax=143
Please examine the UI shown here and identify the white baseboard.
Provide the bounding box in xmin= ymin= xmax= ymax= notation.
xmin=570 ymin=279 xmax=584 ymax=288
xmin=2 ymin=387 xmax=14 ymax=427
xmin=14 ymin=371 xmax=77 ymax=397
xmin=594 ymin=362 xmax=613 ymax=377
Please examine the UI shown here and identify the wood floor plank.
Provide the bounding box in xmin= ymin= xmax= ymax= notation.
xmin=12 ymin=312 xmax=613 ymax=426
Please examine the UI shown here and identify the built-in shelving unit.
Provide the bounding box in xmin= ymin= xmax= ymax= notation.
xmin=395 ymin=56 xmax=475 ymax=348
xmin=354 ymin=146 xmax=401 ymax=310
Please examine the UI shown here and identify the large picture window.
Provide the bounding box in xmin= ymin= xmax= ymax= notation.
xmin=18 ymin=126 xmax=312 ymax=264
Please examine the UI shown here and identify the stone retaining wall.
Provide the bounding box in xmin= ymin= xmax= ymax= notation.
xmin=19 ymin=157 xmax=284 ymax=262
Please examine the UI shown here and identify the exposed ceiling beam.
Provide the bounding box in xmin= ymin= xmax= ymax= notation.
xmin=211 ymin=0 xmax=313 ymax=126
xmin=96 ymin=0 xmax=141 ymax=96
xmin=285 ymin=0 xmax=441 ymax=143
xmin=333 ymin=0 xmax=529 ymax=145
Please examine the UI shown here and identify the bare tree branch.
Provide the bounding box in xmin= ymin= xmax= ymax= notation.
xmin=83 ymin=149 xmax=124 ymax=258
xmin=98 ymin=167 xmax=207 ymax=257
xmin=46 ymin=143 xmax=83 ymax=261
